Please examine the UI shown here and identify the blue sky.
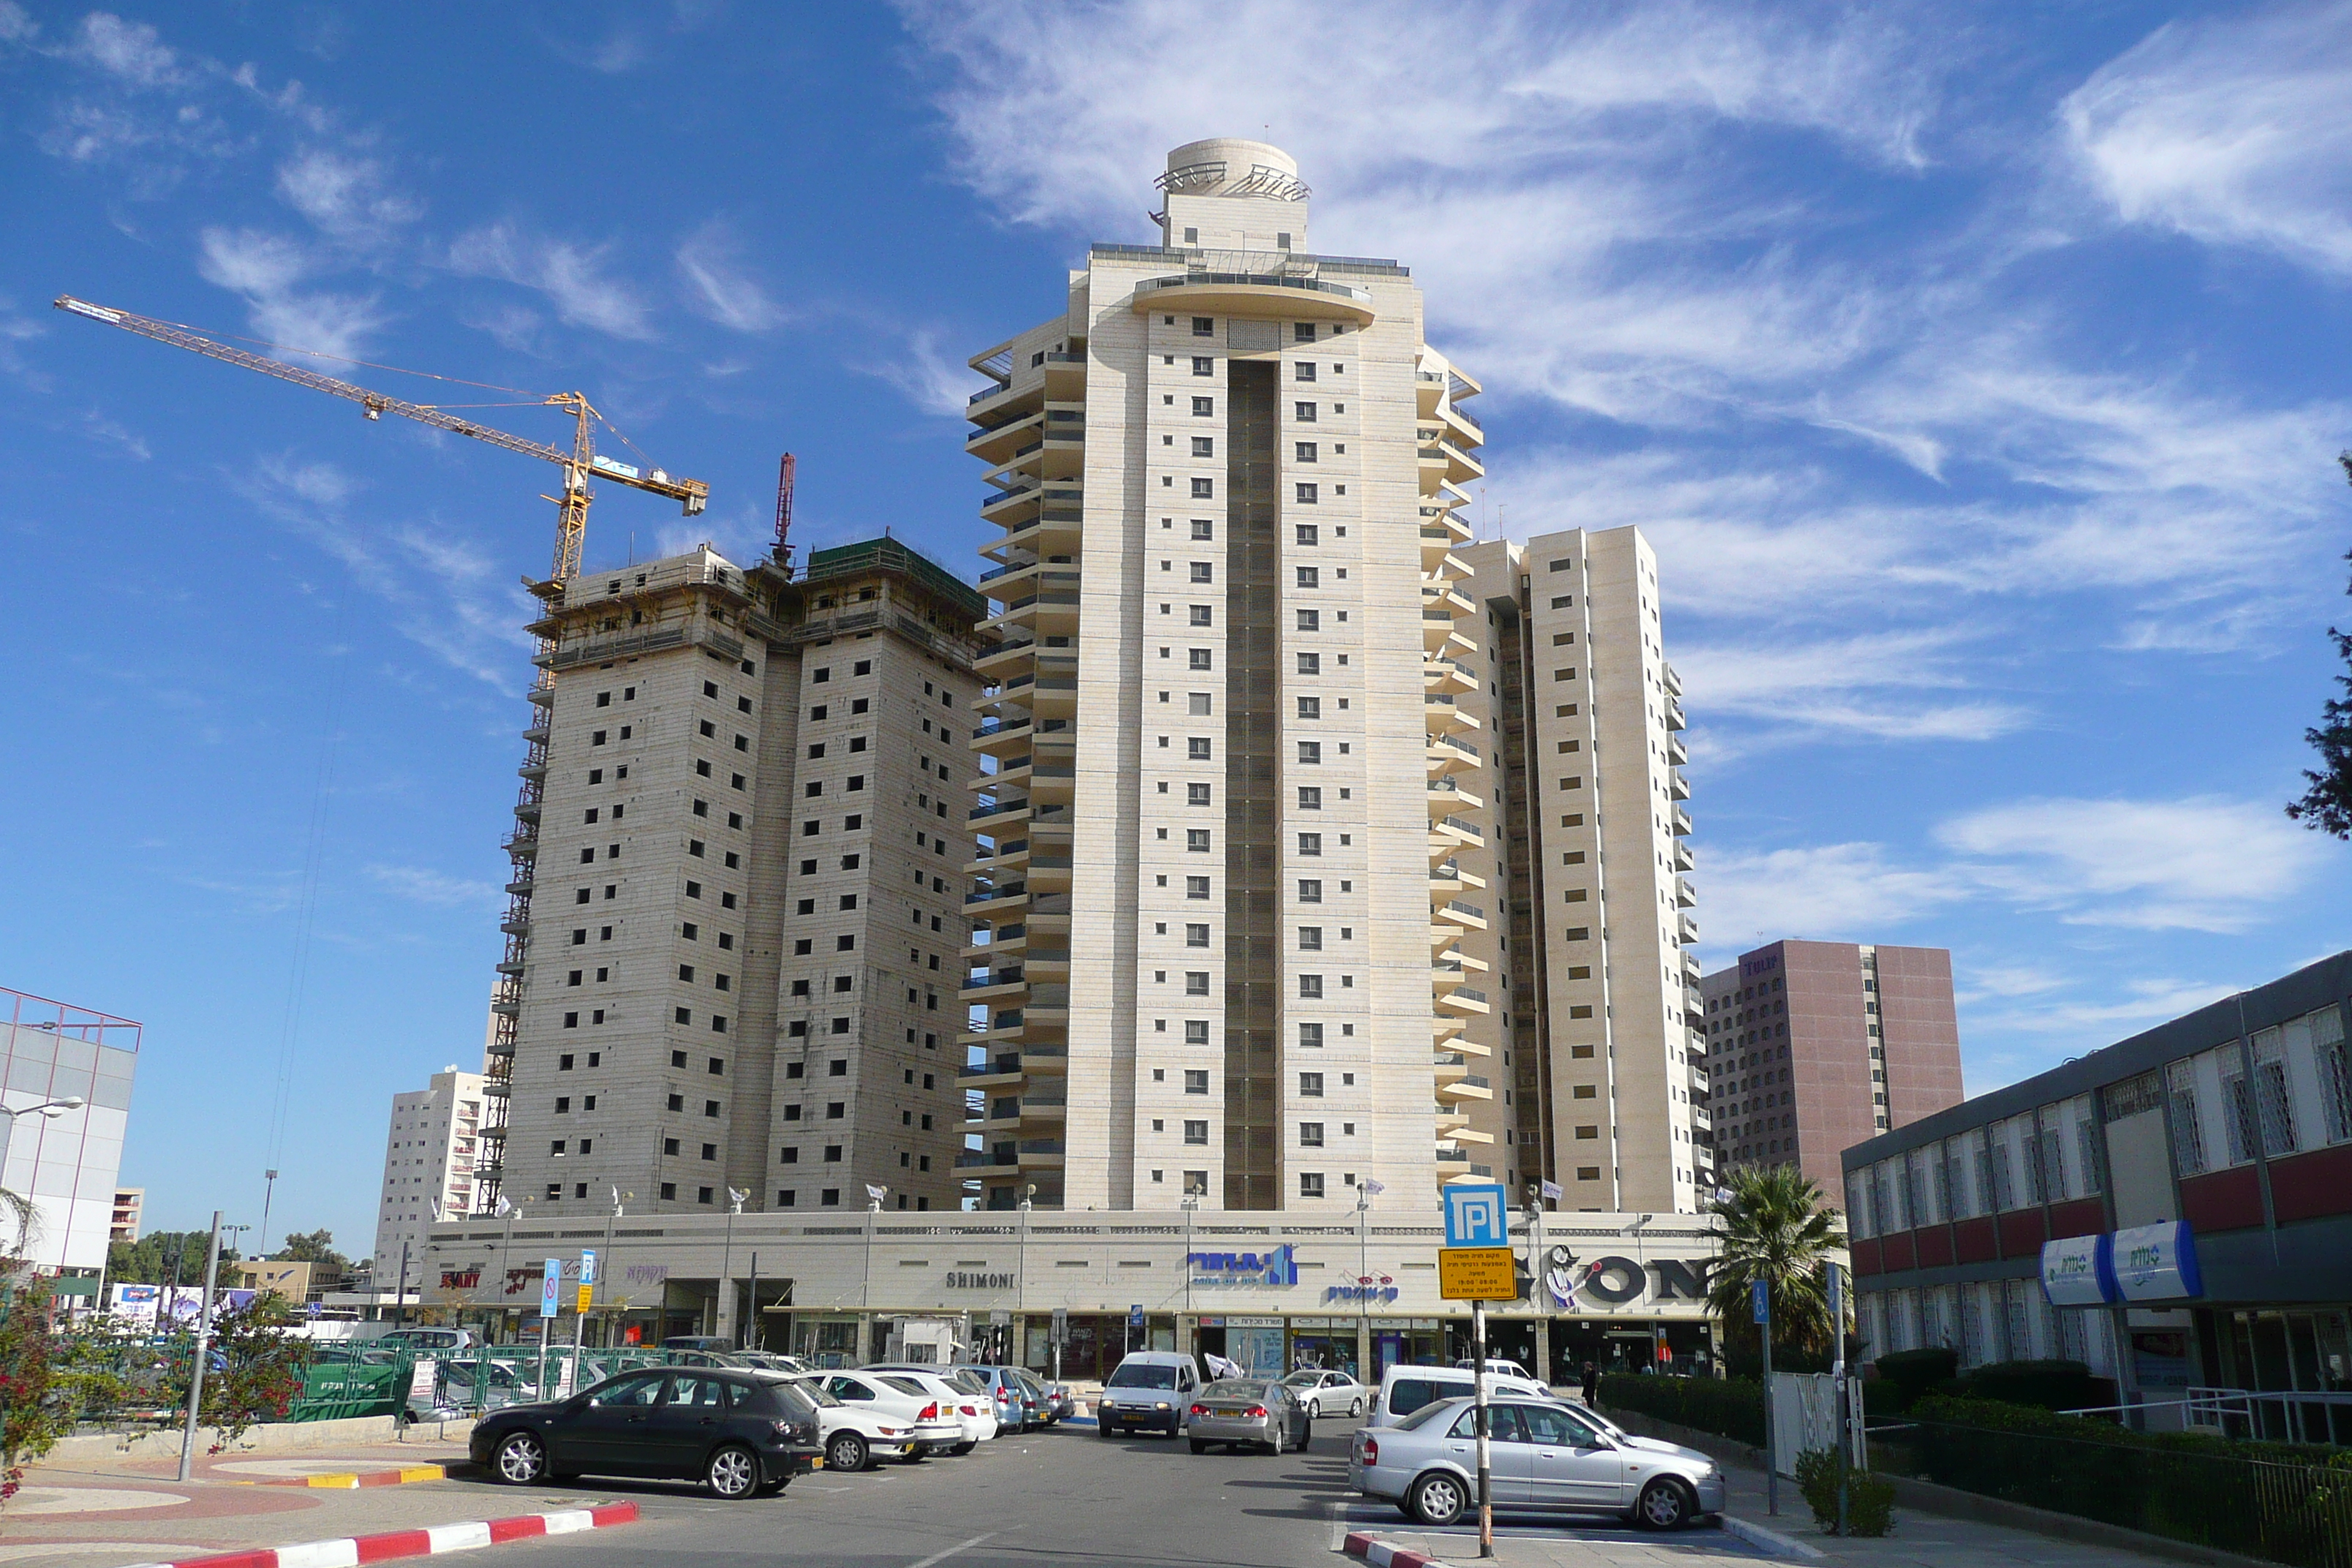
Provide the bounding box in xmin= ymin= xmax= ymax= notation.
xmin=2 ymin=1 xmax=2347 ymax=1249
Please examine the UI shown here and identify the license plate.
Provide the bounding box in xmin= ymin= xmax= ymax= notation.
xmin=1211 ymin=1408 xmax=1245 ymax=1417
xmin=810 ymin=1457 xmax=825 ymax=1469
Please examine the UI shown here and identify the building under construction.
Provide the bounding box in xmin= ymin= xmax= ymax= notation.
xmin=481 ymin=539 xmax=995 ymax=1221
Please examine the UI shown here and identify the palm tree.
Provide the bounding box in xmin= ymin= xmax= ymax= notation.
xmin=0 ymin=1186 xmax=35 ymax=1259
xmin=1705 ymin=1164 xmax=1846 ymax=1365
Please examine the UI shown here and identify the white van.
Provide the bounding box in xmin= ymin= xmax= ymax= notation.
xmin=1368 ymin=1363 xmax=1550 ymax=1428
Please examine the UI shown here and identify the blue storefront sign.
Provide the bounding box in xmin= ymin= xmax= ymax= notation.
xmin=2038 ymin=1221 xmax=2202 ymax=1306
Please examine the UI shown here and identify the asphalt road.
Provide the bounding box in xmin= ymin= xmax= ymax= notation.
xmin=452 ymin=1420 xmax=1361 ymax=1568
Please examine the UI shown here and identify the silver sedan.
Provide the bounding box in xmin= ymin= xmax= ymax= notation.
xmin=1281 ymin=1368 xmax=1369 ymax=1420
xmin=1348 ymin=1396 xmax=1725 ymax=1529
xmin=1186 ymin=1379 xmax=1313 ymax=1455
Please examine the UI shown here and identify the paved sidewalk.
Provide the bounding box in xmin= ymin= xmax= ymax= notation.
xmin=0 ymin=1436 xmax=634 ymax=1568
xmin=1343 ymin=1458 xmax=2194 ymax=1568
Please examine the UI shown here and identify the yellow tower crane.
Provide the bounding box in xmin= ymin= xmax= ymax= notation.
xmin=55 ymin=293 xmax=713 ymax=1219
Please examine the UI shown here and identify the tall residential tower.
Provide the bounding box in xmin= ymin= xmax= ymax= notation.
xmin=959 ymin=141 xmax=1706 ymax=1214
xmin=488 ymin=539 xmax=990 ymax=1221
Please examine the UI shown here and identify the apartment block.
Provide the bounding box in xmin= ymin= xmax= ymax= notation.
xmin=110 ymin=1186 xmax=142 ymax=1244
xmin=0 ymin=986 xmax=138 ymax=1276
xmin=487 ymin=538 xmax=988 ymax=1221
xmin=373 ymin=1067 xmax=483 ymax=1290
xmin=960 ymin=139 xmax=1494 ymax=1212
xmin=1433 ymin=530 xmax=1708 ymax=1214
xmin=1702 ymin=939 xmax=1964 ymax=1194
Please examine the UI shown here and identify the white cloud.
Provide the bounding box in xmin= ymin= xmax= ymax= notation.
xmin=196 ymin=226 xmax=387 ymax=361
xmin=1696 ymin=841 xmax=1971 ymax=957
xmin=0 ymin=3 xmax=39 ymax=45
xmin=448 ymin=222 xmax=655 ymax=341
xmin=864 ymin=329 xmax=987 ymax=417
xmin=364 ymin=864 xmax=502 ymax=909
xmin=275 ymin=148 xmax=421 ymax=244
xmin=1934 ymin=794 xmax=2324 ymax=933
xmin=1675 ymin=626 xmax=2029 ymax=747
xmin=2062 ymin=3 xmax=2352 ymax=276
xmin=675 ymin=221 xmax=787 ymax=333
xmin=72 ymin=12 xmax=181 ymax=88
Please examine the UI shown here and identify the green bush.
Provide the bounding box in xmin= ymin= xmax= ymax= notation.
xmin=1895 ymin=1397 xmax=2352 ymax=1568
xmin=1595 ymin=1373 xmax=1765 ymax=1447
xmin=1948 ymin=1358 xmax=2109 ymax=1412
xmin=1794 ymin=1447 xmax=1896 ymax=1537
xmin=1869 ymin=1346 xmax=1956 ymax=1412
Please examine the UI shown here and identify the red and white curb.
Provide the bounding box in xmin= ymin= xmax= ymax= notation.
xmin=122 ymin=1501 xmax=640 ymax=1568
xmin=1341 ymin=1531 xmax=1457 ymax=1568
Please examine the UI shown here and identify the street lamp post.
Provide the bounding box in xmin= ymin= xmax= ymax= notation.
xmin=258 ymin=1169 xmax=279 ymax=1261
xmin=719 ymin=1188 xmax=745 ymax=1341
xmin=861 ymin=1185 xmax=886 ymax=1364
xmin=0 ymin=1098 xmax=83 ymax=1249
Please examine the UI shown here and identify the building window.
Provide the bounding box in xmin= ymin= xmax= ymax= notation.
xmin=1184 ymin=1020 xmax=1210 ymax=1046
xmin=1183 ymin=1120 xmax=1209 ymax=1145
xmin=1300 ymin=1072 xmax=1324 ymax=1097
xmin=1191 ymin=478 xmax=1214 ymax=498
xmin=1299 ymin=1172 xmax=1325 ymax=1197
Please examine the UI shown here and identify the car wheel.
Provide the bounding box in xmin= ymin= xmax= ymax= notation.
xmin=706 ymin=1444 xmax=760 ymax=1500
xmin=1412 ymin=1471 xmax=1469 ymax=1526
xmin=1189 ymin=1439 xmax=1207 ymax=1454
xmin=951 ymin=1440 xmax=976 ymax=1456
xmin=491 ymin=1431 xmax=547 ymax=1486
xmin=1637 ymin=1477 xmax=1695 ymax=1531
xmin=1266 ymin=1425 xmax=1284 ymax=1456
xmin=826 ymin=1432 xmax=869 ymax=1473
xmin=1307 ymin=1398 xmax=1320 ymax=1420
xmin=1097 ymin=1420 xmax=1117 ymax=1439
xmin=1349 ymin=1396 xmax=1365 ymax=1417
xmin=1294 ymin=1425 xmax=1311 ymax=1454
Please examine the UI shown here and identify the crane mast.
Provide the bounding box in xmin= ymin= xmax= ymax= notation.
xmin=56 ymin=294 xmax=715 ymax=1218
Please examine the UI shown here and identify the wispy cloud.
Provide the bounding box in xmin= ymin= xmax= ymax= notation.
xmin=274 ymin=147 xmax=421 ymax=245
xmin=675 ymin=219 xmax=787 ymax=333
xmin=70 ymin=12 xmax=184 ymax=88
xmin=196 ymin=226 xmax=387 ymax=361
xmin=364 ymin=863 xmax=502 ymax=909
xmin=2061 ymin=1 xmax=2352 ymax=277
xmin=449 ymin=222 xmax=655 ymax=340
xmin=864 ymin=328 xmax=985 ymax=417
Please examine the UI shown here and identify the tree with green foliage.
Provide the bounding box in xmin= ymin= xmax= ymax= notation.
xmin=274 ymin=1229 xmax=348 ymax=1274
xmin=0 ymin=1271 xmax=61 ymax=1502
xmin=1705 ymin=1163 xmax=1847 ymax=1363
xmin=2285 ymin=455 xmax=2352 ymax=839
xmin=105 ymin=1230 xmax=240 ymax=1289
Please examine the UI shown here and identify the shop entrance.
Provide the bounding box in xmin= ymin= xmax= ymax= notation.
xmin=1551 ymin=1319 xmax=1714 ymax=1379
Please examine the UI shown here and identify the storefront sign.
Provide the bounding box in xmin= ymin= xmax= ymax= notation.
xmin=1188 ymin=1245 xmax=1299 ymax=1287
xmin=1544 ymin=1248 xmax=1708 ymax=1311
xmin=2113 ymin=1221 xmax=2202 ymax=1303
xmin=2040 ymin=1233 xmax=2114 ymax=1306
xmin=946 ymin=1270 xmax=1015 ymax=1289
xmin=624 ymin=1263 xmax=668 ymax=1288
xmin=1324 ymin=1273 xmax=1399 ymax=1305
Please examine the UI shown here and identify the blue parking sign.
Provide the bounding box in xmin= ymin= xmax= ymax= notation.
xmin=1752 ymin=1279 xmax=1769 ymax=1324
xmin=1442 ymin=1183 xmax=1509 ymax=1248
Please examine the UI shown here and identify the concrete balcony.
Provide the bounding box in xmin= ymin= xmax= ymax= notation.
xmin=1434 ymin=899 xmax=1488 ymax=931
xmin=1429 ymin=815 xmax=1485 ymax=852
xmin=1436 ymin=1074 xmax=1493 ymax=1103
xmin=1675 ymin=875 xmax=1697 ymax=908
xmin=1666 ymin=734 xmax=1689 ymax=768
xmin=1672 ymin=839 xmax=1696 ymax=873
xmin=1665 ymin=694 xmax=1686 ymax=731
xmin=1426 ymin=779 xmax=1485 ymax=817
xmin=1670 ymin=804 xmax=1694 ymax=836
xmin=1423 ymin=655 xmax=1477 ymax=695
xmin=1667 ymin=769 xmax=1691 ymax=802
xmin=1436 ymin=985 xmax=1490 ymax=1016
xmin=1676 ymin=911 xmax=1700 ymax=946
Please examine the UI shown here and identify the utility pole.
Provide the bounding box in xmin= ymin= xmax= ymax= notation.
xmin=394 ymin=1240 xmax=411 ymax=1330
xmin=1829 ymin=1261 xmax=1849 ymax=1536
xmin=175 ymin=1212 xmax=224 ymax=1483
xmin=258 ymin=1169 xmax=279 ymax=1260
xmin=1756 ymin=1278 xmax=1777 ymax=1516
xmin=1473 ymin=1294 xmax=1493 ymax=1558
xmin=719 ymin=1188 xmax=745 ymax=1341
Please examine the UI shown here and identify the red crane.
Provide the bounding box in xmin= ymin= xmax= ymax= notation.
xmin=773 ymin=452 xmax=797 ymax=575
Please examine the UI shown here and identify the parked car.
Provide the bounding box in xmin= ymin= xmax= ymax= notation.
xmin=1282 ymin=1368 xmax=1369 ymax=1420
xmin=660 ymin=1349 xmax=753 ymax=1369
xmin=951 ymin=1364 xmax=1043 ymax=1433
xmin=1452 ymin=1357 xmax=1535 ymax=1382
xmin=378 ymin=1327 xmax=478 ymax=1353
xmin=860 ymin=1366 xmax=1000 ymax=1450
xmin=1006 ymin=1368 xmax=1058 ymax=1427
xmin=1039 ymin=1376 xmax=1077 ymax=1422
xmin=1186 ymin=1377 xmax=1312 ymax=1455
xmin=733 ymin=1352 xmax=812 ymax=1375
xmin=810 ymin=1370 xmax=962 ymax=1460
xmin=470 ymin=1367 xmax=821 ymax=1500
xmin=663 ymin=1335 xmax=736 ymax=1352
xmin=1368 ymin=1364 xmax=1550 ymax=1427
xmin=1349 ymin=1395 xmax=1723 ymax=1530
xmin=774 ymin=1373 xmax=927 ymax=1474
xmin=1096 ymin=1352 xmax=1200 ymax=1439
xmin=442 ymin=1358 xmax=540 ymax=1409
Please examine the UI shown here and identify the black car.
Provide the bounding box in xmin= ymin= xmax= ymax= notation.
xmin=470 ymin=1367 xmax=823 ymax=1499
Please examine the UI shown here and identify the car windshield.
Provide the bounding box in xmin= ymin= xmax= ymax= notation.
xmin=880 ymin=1374 xmax=932 ymax=1398
xmin=1107 ymin=1363 xmax=1180 ymax=1390
xmin=784 ymin=1377 xmax=843 ymax=1407
xmin=1202 ymin=1379 xmax=1272 ymax=1400
xmin=1279 ymin=1371 xmax=1321 ymax=1387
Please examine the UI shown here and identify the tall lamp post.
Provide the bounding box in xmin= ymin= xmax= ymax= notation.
xmin=258 ymin=1168 xmax=279 ymax=1261
xmin=0 ymin=1098 xmax=84 ymax=1249
xmin=861 ymin=1185 xmax=886 ymax=1363
xmin=719 ymin=1188 xmax=745 ymax=1341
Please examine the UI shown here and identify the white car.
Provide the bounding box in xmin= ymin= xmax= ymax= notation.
xmin=861 ymin=1365 xmax=1000 ymax=1450
xmin=778 ymin=1373 xmax=943 ymax=1473
xmin=813 ymin=1371 xmax=963 ymax=1461
xmin=1282 ymin=1368 xmax=1370 ymax=1420
xmin=1453 ymin=1357 xmax=1536 ymax=1382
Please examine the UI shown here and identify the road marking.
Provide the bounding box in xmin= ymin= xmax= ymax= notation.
xmin=902 ymin=1531 xmax=998 ymax=1568
xmin=1327 ymin=1496 xmax=1353 ymax=1550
